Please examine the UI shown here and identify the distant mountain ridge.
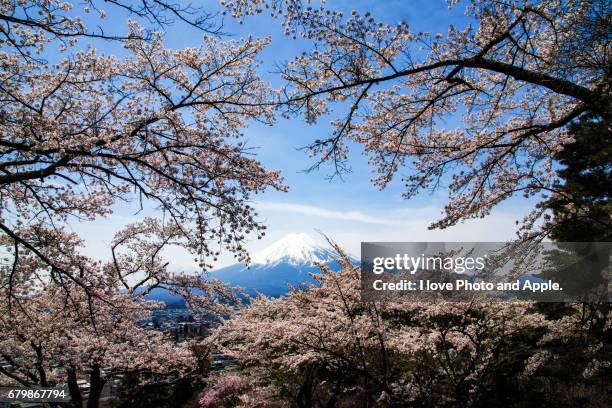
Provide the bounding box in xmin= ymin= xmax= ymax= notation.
xmin=210 ymin=233 xmax=347 ymax=296
xmin=146 ymin=233 xmax=350 ymax=305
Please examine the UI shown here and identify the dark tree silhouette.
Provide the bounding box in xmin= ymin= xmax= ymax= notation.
xmin=544 ymin=113 xmax=611 ymax=242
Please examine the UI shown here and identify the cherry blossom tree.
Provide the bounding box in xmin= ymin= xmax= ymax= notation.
xmin=0 ymin=1 xmax=284 ymax=406
xmin=222 ymin=0 xmax=610 ymax=240
xmin=211 ymin=245 xmax=601 ymax=407
xmin=0 ymin=221 xmax=227 ymax=407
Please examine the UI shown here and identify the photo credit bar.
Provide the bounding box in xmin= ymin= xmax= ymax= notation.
xmin=361 ymin=242 xmax=611 ymax=303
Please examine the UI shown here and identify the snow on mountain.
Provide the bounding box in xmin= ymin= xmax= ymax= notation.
xmin=251 ymin=233 xmax=337 ymax=267
xmin=209 ymin=233 xmax=349 ymax=297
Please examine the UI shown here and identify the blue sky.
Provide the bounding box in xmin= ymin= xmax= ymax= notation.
xmin=68 ymin=1 xmax=537 ymax=269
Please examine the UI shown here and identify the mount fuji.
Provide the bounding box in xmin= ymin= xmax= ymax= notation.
xmin=146 ymin=233 xmax=350 ymax=306
xmin=210 ymin=233 xmax=346 ymax=297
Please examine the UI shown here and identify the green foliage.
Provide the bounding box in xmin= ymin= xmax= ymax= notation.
xmin=545 ymin=113 xmax=611 ymax=242
xmin=534 ymin=112 xmax=612 ymax=407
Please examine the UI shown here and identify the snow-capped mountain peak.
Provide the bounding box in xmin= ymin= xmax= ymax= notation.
xmin=252 ymin=233 xmax=336 ymax=266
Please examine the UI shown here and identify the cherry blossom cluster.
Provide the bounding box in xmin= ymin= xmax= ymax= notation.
xmin=221 ymin=0 xmax=610 ymax=240
xmin=0 ymin=1 xmax=285 ymax=402
xmin=211 ymin=244 xmax=610 ymax=406
xmin=0 ymin=223 xmax=217 ymax=397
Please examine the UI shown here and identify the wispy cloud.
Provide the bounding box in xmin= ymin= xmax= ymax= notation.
xmin=255 ymin=201 xmax=407 ymax=226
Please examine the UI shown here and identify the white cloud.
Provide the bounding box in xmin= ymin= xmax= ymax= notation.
xmin=254 ymin=200 xmax=527 ymax=259
xmin=255 ymin=201 xmax=417 ymax=226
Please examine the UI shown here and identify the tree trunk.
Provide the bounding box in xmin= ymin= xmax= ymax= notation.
xmin=86 ymin=365 xmax=106 ymax=408
xmin=32 ymin=343 xmax=48 ymax=387
xmin=67 ymin=367 xmax=83 ymax=408
xmin=297 ymin=365 xmax=316 ymax=408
